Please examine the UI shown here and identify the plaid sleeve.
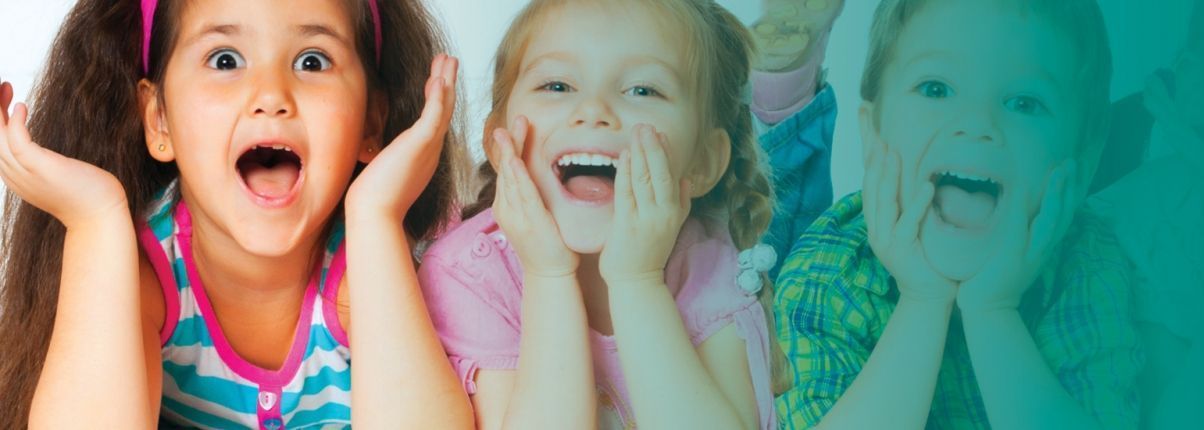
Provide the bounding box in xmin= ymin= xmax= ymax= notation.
xmin=1034 ymin=214 xmax=1143 ymax=430
xmin=773 ymin=225 xmax=889 ymax=429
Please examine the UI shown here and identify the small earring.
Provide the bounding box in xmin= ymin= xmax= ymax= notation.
xmin=157 ymin=144 xmax=166 ymax=152
xmin=367 ymin=146 xmax=375 ymax=153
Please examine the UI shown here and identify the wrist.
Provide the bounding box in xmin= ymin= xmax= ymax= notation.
xmin=956 ymin=296 xmax=1022 ymax=316
xmin=602 ymin=270 xmax=664 ymax=290
xmin=63 ymin=199 xmax=132 ymax=232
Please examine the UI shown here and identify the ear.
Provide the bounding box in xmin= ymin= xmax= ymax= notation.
xmin=139 ymin=79 xmax=174 ymax=162
xmin=358 ymin=92 xmax=389 ymax=163
xmin=858 ymin=101 xmax=883 ymax=168
xmin=686 ymin=127 xmax=732 ymax=198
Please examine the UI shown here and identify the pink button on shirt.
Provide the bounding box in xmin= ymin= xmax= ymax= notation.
xmin=418 ymin=209 xmax=777 ymax=429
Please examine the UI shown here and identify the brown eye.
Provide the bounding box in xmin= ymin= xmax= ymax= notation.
xmin=206 ymin=49 xmax=245 ymax=70
xmin=293 ymin=51 xmax=332 ymax=72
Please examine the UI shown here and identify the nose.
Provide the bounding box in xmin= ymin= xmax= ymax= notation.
xmin=569 ymin=92 xmax=619 ymax=129
xmin=950 ymin=105 xmax=1001 ymax=144
xmin=247 ymin=66 xmax=296 ymax=118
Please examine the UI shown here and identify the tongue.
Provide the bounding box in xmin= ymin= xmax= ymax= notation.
xmin=242 ymin=164 xmax=300 ymax=198
xmin=565 ymin=175 xmax=615 ymax=202
xmin=935 ymin=185 xmax=996 ymax=229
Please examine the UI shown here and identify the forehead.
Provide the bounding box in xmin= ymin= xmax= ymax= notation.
xmin=891 ymin=1 xmax=1078 ymax=87
xmin=520 ymin=2 xmax=691 ymax=74
xmin=178 ymin=0 xmax=356 ymax=36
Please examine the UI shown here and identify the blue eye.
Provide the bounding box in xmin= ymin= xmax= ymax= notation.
xmin=1004 ymin=95 xmax=1048 ymax=115
xmin=538 ymin=81 xmax=573 ymax=93
xmin=293 ymin=51 xmax=332 ymax=72
xmin=206 ymin=49 xmax=245 ymax=70
xmin=625 ymin=85 xmax=663 ymax=98
xmin=916 ymin=80 xmax=953 ymax=99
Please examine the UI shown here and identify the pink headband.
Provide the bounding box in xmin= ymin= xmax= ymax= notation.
xmin=141 ymin=0 xmax=382 ymax=75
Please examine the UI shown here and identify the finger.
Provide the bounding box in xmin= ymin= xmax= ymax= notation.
xmin=613 ymin=150 xmax=635 ymax=216
xmin=875 ymin=149 xmax=901 ymax=247
xmin=1025 ymin=162 xmax=1070 ymax=263
xmin=438 ymin=56 xmax=459 ymax=126
xmin=895 ymin=181 xmax=932 ymax=243
xmin=6 ymin=104 xmax=39 ymax=171
xmin=408 ymin=76 xmax=449 ymax=145
xmin=645 ymin=130 xmax=675 ymax=207
xmin=629 ymin=126 xmax=655 ymax=212
xmin=0 ymin=81 xmax=13 ymax=124
xmin=511 ymin=116 xmax=530 ymax=159
xmin=862 ymin=140 xmax=883 ymax=244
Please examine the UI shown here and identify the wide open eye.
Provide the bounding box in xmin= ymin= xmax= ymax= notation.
xmin=293 ymin=51 xmax=333 ymax=72
xmin=206 ymin=49 xmax=246 ymax=71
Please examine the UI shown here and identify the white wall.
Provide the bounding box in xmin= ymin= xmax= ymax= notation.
xmin=0 ymin=0 xmax=1195 ymax=209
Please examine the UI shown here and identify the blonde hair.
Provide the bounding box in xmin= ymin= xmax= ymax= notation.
xmin=862 ymin=0 xmax=1113 ymax=153
xmin=463 ymin=0 xmax=788 ymax=393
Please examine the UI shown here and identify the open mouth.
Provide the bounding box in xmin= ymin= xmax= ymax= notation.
xmin=236 ymin=144 xmax=303 ymax=204
xmin=930 ymin=170 xmax=1003 ymax=230
xmin=555 ymin=152 xmax=617 ymax=204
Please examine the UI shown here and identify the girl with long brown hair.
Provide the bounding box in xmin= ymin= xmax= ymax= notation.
xmin=0 ymin=0 xmax=472 ymax=427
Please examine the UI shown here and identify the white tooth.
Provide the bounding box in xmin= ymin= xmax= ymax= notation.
xmin=273 ymin=145 xmax=284 ymax=150
xmin=574 ymin=154 xmax=588 ymax=166
xmin=558 ymin=157 xmax=568 ymax=166
xmin=590 ymin=154 xmax=605 ymax=166
xmin=284 ymin=147 xmax=292 ymax=152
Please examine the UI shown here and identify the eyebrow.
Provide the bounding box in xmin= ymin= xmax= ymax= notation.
xmin=184 ymin=24 xmax=240 ymax=47
xmin=182 ymin=23 xmax=350 ymax=48
xmin=522 ymin=52 xmax=578 ymax=75
xmin=296 ymin=24 xmax=351 ymax=45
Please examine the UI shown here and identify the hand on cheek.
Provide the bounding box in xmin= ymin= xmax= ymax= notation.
xmin=600 ymin=124 xmax=690 ymax=287
xmin=491 ymin=116 xmax=579 ymax=279
xmin=956 ymin=161 xmax=1078 ymax=313
xmin=863 ymin=138 xmax=957 ymax=304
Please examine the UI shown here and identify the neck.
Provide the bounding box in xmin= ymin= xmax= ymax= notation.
xmin=188 ymin=207 xmax=324 ymax=302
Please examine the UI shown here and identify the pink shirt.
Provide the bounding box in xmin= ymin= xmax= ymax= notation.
xmin=418 ymin=209 xmax=777 ymax=429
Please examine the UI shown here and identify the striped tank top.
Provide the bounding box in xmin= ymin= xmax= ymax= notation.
xmin=137 ymin=186 xmax=352 ymax=429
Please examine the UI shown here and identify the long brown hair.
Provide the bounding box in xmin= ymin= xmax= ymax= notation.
xmin=462 ymin=0 xmax=788 ymax=394
xmin=0 ymin=0 xmax=463 ymax=425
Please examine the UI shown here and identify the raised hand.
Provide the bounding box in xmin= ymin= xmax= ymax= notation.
xmin=599 ymin=125 xmax=690 ymax=287
xmin=491 ymin=116 xmax=579 ymax=279
xmin=862 ymin=138 xmax=957 ymax=303
xmin=0 ymin=82 xmax=127 ymax=229
xmin=346 ymin=54 xmax=458 ymax=219
xmin=957 ymin=161 xmax=1078 ymax=313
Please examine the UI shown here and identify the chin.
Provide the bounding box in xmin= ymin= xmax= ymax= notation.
xmin=919 ymin=210 xmax=994 ymax=282
xmin=228 ymin=220 xmax=309 ymax=258
xmin=548 ymin=205 xmax=611 ymax=255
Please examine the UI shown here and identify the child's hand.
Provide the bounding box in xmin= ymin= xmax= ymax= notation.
xmin=0 ymin=90 xmax=128 ymax=230
xmin=599 ymin=125 xmax=690 ymax=288
xmin=491 ymin=117 xmax=579 ymax=279
xmin=957 ymin=161 xmax=1078 ymax=313
xmin=863 ymin=140 xmax=957 ymax=303
xmin=346 ymin=54 xmax=457 ymax=220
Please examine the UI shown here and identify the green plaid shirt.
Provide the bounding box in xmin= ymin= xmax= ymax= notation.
xmin=774 ymin=193 xmax=1142 ymax=429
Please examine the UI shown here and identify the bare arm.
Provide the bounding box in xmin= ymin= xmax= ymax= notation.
xmin=609 ymin=281 xmax=758 ymax=430
xmin=474 ymin=119 xmax=597 ymax=430
xmin=344 ymin=55 xmax=472 ymax=428
xmin=0 ymin=95 xmax=153 ymax=428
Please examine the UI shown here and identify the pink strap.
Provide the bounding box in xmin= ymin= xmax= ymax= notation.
xmin=141 ymin=0 xmax=382 ymax=75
